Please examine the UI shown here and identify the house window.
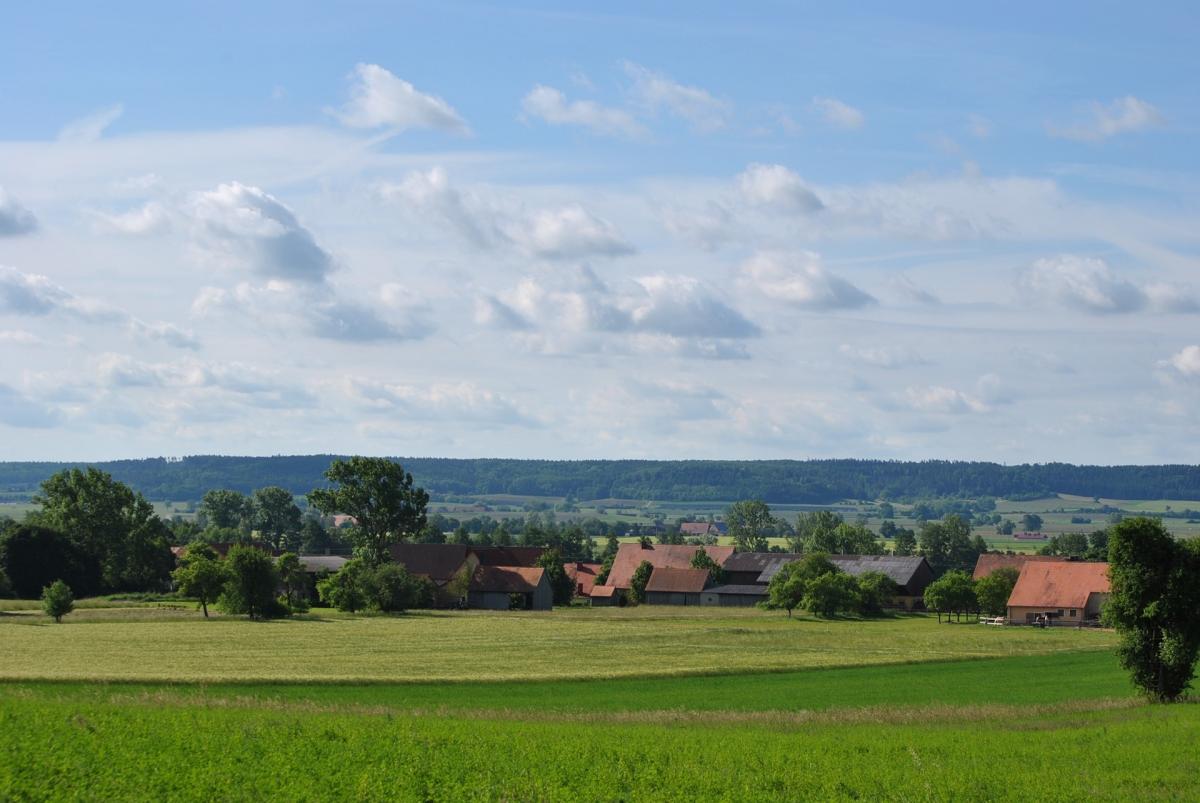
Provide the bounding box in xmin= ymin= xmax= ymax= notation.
xmin=1070 ymin=609 xmax=1077 ymax=617
xmin=1056 ymin=609 xmax=1064 ymax=616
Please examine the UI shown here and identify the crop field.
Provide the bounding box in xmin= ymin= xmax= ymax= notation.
xmin=2 ymin=604 xmax=1196 ymax=801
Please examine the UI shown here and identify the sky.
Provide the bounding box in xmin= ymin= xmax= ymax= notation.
xmin=1 ymin=1 xmax=1199 ymax=464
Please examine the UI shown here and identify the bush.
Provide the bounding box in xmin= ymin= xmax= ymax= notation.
xmin=371 ymin=563 xmax=422 ymax=612
xmin=975 ymin=566 xmax=1020 ymax=617
xmin=317 ymin=559 xmax=372 ymax=613
xmin=802 ymin=572 xmax=860 ymax=618
xmin=171 ymin=545 xmax=229 ymax=618
xmin=0 ymin=525 xmax=98 ymax=599
xmin=218 ymin=545 xmax=284 ymax=619
xmin=41 ymin=580 xmax=74 ymax=623
xmin=855 ymin=571 xmax=898 ymax=616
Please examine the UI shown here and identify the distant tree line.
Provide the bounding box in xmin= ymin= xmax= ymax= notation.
xmin=3 ymin=456 xmax=1200 ymax=504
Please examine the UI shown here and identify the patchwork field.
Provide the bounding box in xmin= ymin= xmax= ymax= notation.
xmin=1 ymin=603 xmax=1195 ymax=801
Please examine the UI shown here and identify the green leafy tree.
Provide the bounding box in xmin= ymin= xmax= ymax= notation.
xmin=446 ymin=563 xmax=473 ymax=604
xmin=32 ymin=468 xmax=173 ymax=592
xmin=893 ymin=527 xmax=917 ymax=557
xmin=200 ymin=489 xmax=251 ymax=531
xmin=878 ymin=502 xmax=895 ymax=520
xmin=252 ymin=487 xmax=303 ymax=552
xmin=765 ymin=553 xmax=837 ymax=616
xmin=628 ymin=560 xmax=654 ymax=604
xmin=536 ymin=549 xmax=574 ymax=606
xmin=1021 ymin=513 xmax=1044 ymax=532
xmin=690 ymin=548 xmax=726 ymax=585
xmin=997 ymin=519 xmax=1015 ymax=535
xmin=975 ymin=566 xmax=1020 ymax=617
xmin=726 ymin=500 xmax=773 ymax=552
xmin=1106 ymin=517 xmax=1200 ymax=702
xmin=0 ymin=566 xmax=11 ymax=598
xmin=923 ymin=570 xmax=977 ymax=623
xmin=803 ymin=571 xmax=860 ymax=618
xmin=1087 ymin=529 xmax=1110 ymax=561
xmin=370 ymin=562 xmax=422 ymax=612
xmin=0 ymin=524 xmax=95 ymax=598
xmin=41 ymin=579 xmax=74 ymax=623
xmin=218 ymin=545 xmax=282 ymax=620
xmin=307 ymin=457 xmax=430 ymax=565
xmin=276 ymin=552 xmax=308 ymax=611
xmin=317 ymin=558 xmax=372 ymax=613
xmin=855 ymin=570 xmax=898 ymax=616
xmin=790 ymin=510 xmax=843 ymax=553
xmin=171 ymin=544 xmax=229 ymax=618
xmin=918 ymin=515 xmax=976 ymax=575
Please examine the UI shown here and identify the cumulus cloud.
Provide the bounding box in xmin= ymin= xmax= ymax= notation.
xmin=811 ymin=96 xmax=865 ymax=129
xmin=521 ymin=85 xmax=646 ymax=139
xmin=193 ymin=280 xmax=430 ymax=343
xmin=1162 ymin=345 xmax=1200 ymax=379
xmin=332 ymin=63 xmax=468 ymax=133
xmin=96 ymin=201 xmax=171 ymax=235
xmin=187 ymin=182 xmax=334 ymax=281
xmin=58 ymin=104 xmax=124 ymax=143
xmin=95 ymin=353 xmax=315 ymax=408
xmin=378 ymin=168 xmax=634 ymax=260
xmin=0 ymin=329 xmax=41 ymax=345
xmin=476 ymin=267 xmax=757 ymax=359
xmin=737 ymin=164 xmax=824 ymax=213
xmin=0 ymin=383 xmax=61 ymax=428
xmin=1019 ymin=255 xmax=1196 ymax=314
xmin=129 ymin=320 xmax=201 ymax=350
xmin=739 ymin=252 xmax=875 ymax=310
xmin=662 ymin=202 xmax=737 ymax=251
xmin=622 ymin=62 xmax=730 ymax=131
xmin=904 ymin=385 xmax=987 ymax=414
xmin=889 ymin=275 xmax=941 ymax=306
xmin=0 ymin=187 xmax=38 ymax=236
xmin=1050 ymin=96 xmax=1164 ymax=142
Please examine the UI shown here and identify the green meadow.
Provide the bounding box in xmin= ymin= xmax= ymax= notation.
xmin=2 ymin=603 xmax=1196 ymax=801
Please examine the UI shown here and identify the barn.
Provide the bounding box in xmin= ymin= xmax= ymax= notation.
xmin=644 ymin=567 xmax=709 ymax=606
xmin=468 ymin=566 xmax=553 ymax=611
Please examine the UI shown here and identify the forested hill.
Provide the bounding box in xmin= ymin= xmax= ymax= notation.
xmin=1 ymin=456 xmax=1199 ymax=504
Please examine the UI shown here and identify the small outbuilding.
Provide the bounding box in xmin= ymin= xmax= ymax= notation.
xmin=468 ymin=565 xmax=553 ymax=611
xmin=589 ymin=584 xmax=621 ymax=606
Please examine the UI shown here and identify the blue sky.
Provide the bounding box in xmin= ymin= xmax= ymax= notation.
xmin=1 ymin=2 xmax=1198 ymax=463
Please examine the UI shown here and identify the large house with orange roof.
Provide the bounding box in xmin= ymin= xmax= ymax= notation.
xmin=596 ymin=542 xmax=734 ymax=596
xmin=1006 ymin=560 xmax=1110 ymax=625
xmin=972 ymin=552 xmax=1062 ymax=581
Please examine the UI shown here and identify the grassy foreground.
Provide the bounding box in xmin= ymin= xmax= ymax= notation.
xmin=0 ymin=605 xmax=1116 ymax=682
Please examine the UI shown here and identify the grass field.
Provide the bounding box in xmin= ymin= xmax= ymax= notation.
xmin=2 ymin=603 xmax=1196 ymax=801
xmin=0 ymin=604 xmax=1116 ymax=683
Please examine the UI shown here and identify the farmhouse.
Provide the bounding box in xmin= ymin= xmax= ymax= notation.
xmin=1006 ymin=560 xmax=1110 ymax=625
xmin=644 ymin=567 xmax=709 ymax=606
xmin=737 ymin=553 xmax=934 ymax=610
xmin=388 ymin=543 xmax=547 ymax=609
xmin=602 ymin=543 xmax=734 ymax=590
xmin=679 ymin=521 xmax=721 ymax=537
xmin=564 ymin=561 xmax=601 ymax=597
xmin=468 ymin=566 xmax=552 ymax=611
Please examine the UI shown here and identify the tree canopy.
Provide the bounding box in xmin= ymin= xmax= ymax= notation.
xmin=307 ymin=457 xmax=429 ymax=565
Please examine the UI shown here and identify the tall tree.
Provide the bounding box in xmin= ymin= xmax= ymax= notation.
xmin=218 ymin=545 xmax=281 ymax=620
xmin=765 ymin=553 xmax=837 ymax=617
xmin=32 ymin=468 xmax=172 ymax=592
xmin=199 ymin=489 xmax=251 ymax=531
xmin=307 ymin=457 xmax=429 ymax=565
xmin=628 ymin=560 xmax=654 ymax=604
xmin=790 ymin=510 xmax=843 ymax=553
xmin=726 ymin=499 xmax=773 ymax=552
xmin=536 ymin=548 xmax=574 ymax=606
xmin=1021 ymin=513 xmax=1044 ymax=532
xmin=975 ymin=566 xmax=1020 ymax=617
xmin=171 ymin=544 xmax=229 ymax=618
xmin=252 ymin=487 xmax=302 ymax=552
xmin=690 ymin=548 xmax=726 ymax=585
xmin=1107 ymin=517 xmax=1200 ymax=702
xmin=923 ymin=570 xmax=977 ymax=623
xmin=918 ymin=514 xmax=976 ymax=575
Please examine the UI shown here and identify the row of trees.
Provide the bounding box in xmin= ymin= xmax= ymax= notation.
xmin=764 ymin=554 xmax=899 ymax=618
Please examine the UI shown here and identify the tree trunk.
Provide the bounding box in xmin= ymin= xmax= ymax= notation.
xmin=201 ymin=599 xmax=209 ymax=618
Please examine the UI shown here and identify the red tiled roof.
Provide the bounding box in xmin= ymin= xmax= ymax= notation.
xmin=680 ymin=522 xmax=715 ymax=536
xmin=471 ymin=565 xmax=546 ymax=594
xmin=606 ymin=543 xmax=734 ymax=589
xmin=389 ymin=544 xmax=472 ymax=582
xmin=564 ymin=562 xmax=601 ymax=596
xmin=590 ymin=585 xmax=618 ymax=598
xmin=1007 ymin=561 xmax=1110 ymax=610
xmin=645 ymin=567 xmax=710 ymax=594
xmin=972 ymin=553 xmax=1061 ymax=580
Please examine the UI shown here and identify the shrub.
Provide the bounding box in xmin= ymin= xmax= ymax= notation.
xmin=855 ymin=571 xmax=898 ymax=616
xmin=41 ymin=580 xmax=74 ymax=623
xmin=975 ymin=566 xmax=1020 ymax=617
xmin=171 ymin=544 xmax=229 ymax=618
xmin=317 ymin=559 xmax=372 ymax=613
xmin=628 ymin=560 xmax=653 ymax=604
xmin=803 ymin=572 xmax=860 ymax=618
xmin=371 ymin=563 xmax=422 ymax=612
xmin=0 ymin=525 xmax=98 ymax=599
xmin=536 ymin=549 xmax=574 ymax=605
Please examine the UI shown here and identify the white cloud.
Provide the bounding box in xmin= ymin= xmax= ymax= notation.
xmin=193 ymin=280 xmax=430 ymax=343
xmin=904 ymin=385 xmax=988 ymax=414
xmin=889 ymin=275 xmax=941 ymax=306
xmin=0 ymin=329 xmax=41 ymax=345
xmin=0 ymin=187 xmax=37 ymax=236
xmin=332 ymin=63 xmax=468 ymax=133
xmin=630 ymin=275 xmax=760 ymax=339
xmin=95 ymin=353 xmax=315 ymax=408
xmin=1163 ymin=345 xmax=1200 ymax=379
xmin=839 ymin=344 xmax=929 ymax=369
xmin=187 ymin=182 xmax=334 ymax=282
xmin=130 ymin=320 xmax=200 ymax=350
xmin=337 ymin=376 xmax=536 ymax=426
xmin=662 ymin=202 xmax=737 ymax=251
xmin=622 ymin=62 xmax=730 ymax=131
xmin=58 ymin=104 xmax=124 ymax=144
xmin=96 ymin=201 xmax=171 ymax=235
xmin=1019 ymin=255 xmax=1196 ymax=315
xmin=739 ymin=252 xmax=874 ymax=310
xmin=1050 ymin=96 xmax=1164 ymax=142
xmin=811 ymin=96 xmax=865 ymax=129
xmin=521 ymin=85 xmax=646 ymax=139
xmin=737 ymin=164 xmax=824 ymax=213
xmin=378 ymin=167 xmax=634 ymax=260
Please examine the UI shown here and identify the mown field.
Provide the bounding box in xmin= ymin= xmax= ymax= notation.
xmin=2 ymin=604 xmax=1196 ymax=801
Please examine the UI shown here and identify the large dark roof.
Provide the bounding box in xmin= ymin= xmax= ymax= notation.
xmin=724 ymin=552 xmax=803 ymax=573
xmin=645 ymin=567 xmax=709 ymax=594
xmin=388 ymin=543 xmax=471 ymax=582
xmin=473 ymin=546 xmax=544 ymax=567
xmin=703 ymin=584 xmax=768 ymax=596
xmin=755 ymin=554 xmax=931 ymax=587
